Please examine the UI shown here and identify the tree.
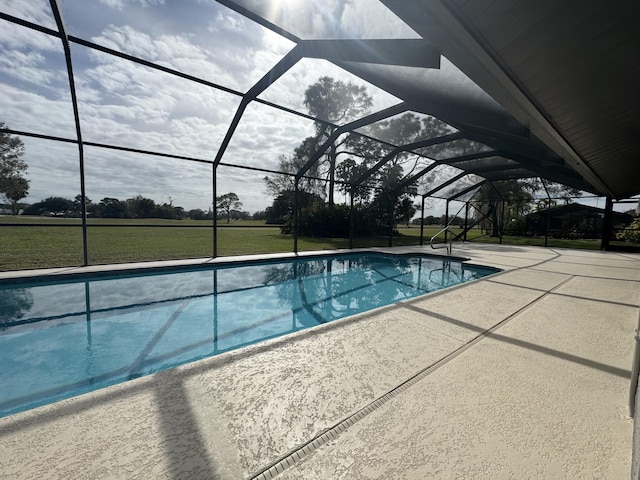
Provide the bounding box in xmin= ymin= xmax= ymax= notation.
xmin=20 ymin=196 xmax=74 ymax=217
xmin=264 ymin=142 xmax=325 ymax=200
xmin=369 ymin=163 xmax=418 ymax=233
xmin=0 ymin=124 xmax=29 ymax=215
xmin=335 ymin=113 xmax=453 ymax=233
xmin=216 ymin=192 xmax=242 ymax=223
xmin=98 ymin=197 xmax=127 ymax=218
xmin=40 ymin=196 xmax=74 ymax=216
xmin=302 ymin=77 xmax=374 ymax=205
xmin=126 ymin=195 xmax=156 ymax=218
xmin=252 ymin=210 xmax=267 ymax=221
xmin=153 ymin=202 xmax=185 ymax=220
xmin=0 ymin=288 xmax=34 ymax=326
xmin=72 ymin=194 xmax=92 ymax=217
xmin=265 ymin=190 xmax=324 ymax=226
xmin=187 ymin=208 xmax=210 ymax=220
xmin=3 ymin=176 xmax=29 ymax=215
xmin=472 ymin=181 xmax=535 ymax=237
xmin=617 ymin=218 xmax=640 ymax=243
xmin=470 ymin=178 xmax=581 ymax=236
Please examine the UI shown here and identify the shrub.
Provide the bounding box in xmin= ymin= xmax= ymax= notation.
xmin=616 ymin=218 xmax=640 ymax=243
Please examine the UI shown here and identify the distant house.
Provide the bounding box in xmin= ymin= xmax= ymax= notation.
xmin=524 ymin=203 xmax=633 ymax=239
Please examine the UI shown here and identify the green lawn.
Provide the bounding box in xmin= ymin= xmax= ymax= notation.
xmin=0 ymin=216 xmax=613 ymax=271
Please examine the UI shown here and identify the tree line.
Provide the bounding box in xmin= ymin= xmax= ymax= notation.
xmin=2 ymin=93 xmax=584 ymax=237
xmin=260 ymin=77 xmax=584 ymax=238
xmin=261 ymin=77 xmax=442 ymax=237
xmin=0 ymin=123 xmax=261 ymax=222
xmin=17 ymin=193 xmax=257 ymax=221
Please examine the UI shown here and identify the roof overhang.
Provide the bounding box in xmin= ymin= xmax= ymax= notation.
xmin=381 ymin=0 xmax=640 ymax=199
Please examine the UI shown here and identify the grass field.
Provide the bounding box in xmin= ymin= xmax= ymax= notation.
xmin=0 ymin=216 xmax=610 ymax=272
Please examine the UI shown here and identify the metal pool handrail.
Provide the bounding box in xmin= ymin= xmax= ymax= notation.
xmin=430 ymin=225 xmax=453 ymax=255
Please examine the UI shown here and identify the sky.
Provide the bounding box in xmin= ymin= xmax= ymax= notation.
xmin=0 ymin=0 xmax=425 ymax=214
xmin=0 ymin=0 xmax=630 ymax=216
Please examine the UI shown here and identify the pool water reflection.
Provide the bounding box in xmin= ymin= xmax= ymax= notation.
xmin=0 ymin=253 xmax=498 ymax=417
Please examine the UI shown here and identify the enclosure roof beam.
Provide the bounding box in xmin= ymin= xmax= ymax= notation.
xmin=298 ymin=39 xmax=441 ymax=69
xmin=214 ymin=47 xmax=302 ymax=167
xmin=462 ymin=129 xmax=564 ymax=167
xmin=408 ymin=99 xmax=529 ymax=139
xmin=496 ymin=150 xmax=581 ymax=179
xmin=444 ymin=179 xmax=488 ymax=201
xmin=420 ymin=172 xmax=468 ymax=198
xmin=295 ymin=102 xmax=409 ymax=180
xmin=49 ymin=0 xmax=89 ymax=266
xmin=401 ymin=131 xmax=467 ymax=154
xmin=432 ymin=149 xmax=498 ymax=167
xmin=394 ymin=149 xmax=497 ymax=193
xmin=465 ymin=163 xmax=523 ymax=177
xmin=0 ymin=11 xmax=60 ymax=37
xmin=351 ymin=132 xmax=465 ymax=187
xmin=244 ymin=47 xmax=302 ymax=100
xmin=483 ymin=180 xmax=506 ymax=202
xmin=216 ymin=0 xmax=301 ymax=43
xmin=495 ymin=150 xmax=594 ymax=192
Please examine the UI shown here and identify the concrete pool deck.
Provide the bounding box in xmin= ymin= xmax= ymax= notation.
xmin=0 ymin=244 xmax=639 ymax=479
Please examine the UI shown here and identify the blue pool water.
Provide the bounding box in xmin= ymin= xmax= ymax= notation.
xmin=0 ymin=253 xmax=497 ymax=417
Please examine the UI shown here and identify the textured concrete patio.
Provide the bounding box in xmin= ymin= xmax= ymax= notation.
xmin=0 ymin=244 xmax=638 ymax=479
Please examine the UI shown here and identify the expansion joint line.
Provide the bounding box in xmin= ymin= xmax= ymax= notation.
xmin=249 ymin=277 xmax=574 ymax=480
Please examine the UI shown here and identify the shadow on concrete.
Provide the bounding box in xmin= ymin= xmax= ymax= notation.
xmin=153 ymin=369 xmax=220 ymax=480
xmin=402 ymin=303 xmax=632 ymax=379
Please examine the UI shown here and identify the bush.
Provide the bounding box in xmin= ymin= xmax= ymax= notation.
xmin=291 ymin=204 xmax=389 ymax=238
xmin=503 ymin=217 xmax=527 ymax=236
xmin=298 ymin=204 xmax=350 ymax=237
xmin=616 ymin=218 xmax=640 ymax=243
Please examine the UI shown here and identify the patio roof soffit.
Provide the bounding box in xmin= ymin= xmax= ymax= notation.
xmin=380 ymin=0 xmax=614 ymax=196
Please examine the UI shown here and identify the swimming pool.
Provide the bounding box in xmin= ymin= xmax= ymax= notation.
xmin=0 ymin=252 xmax=498 ymax=417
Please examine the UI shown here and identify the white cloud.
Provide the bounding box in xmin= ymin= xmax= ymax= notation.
xmin=19 ymin=137 xmax=82 ymax=203
xmin=0 ymin=18 xmax=59 ymax=51
xmin=89 ymin=23 xmax=278 ymax=93
xmin=0 ymin=50 xmax=59 ymax=86
xmin=82 ymin=146 xmax=213 ymax=209
xmin=0 ymin=0 xmax=56 ymax=28
xmin=0 ymin=84 xmax=75 ymax=137
xmin=0 ymin=0 xmax=411 ymax=214
xmin=97 ymin=0 xmax=126 ymax=10
xmin=223 ymin=101 xmax=316 ymax=169
xmin=97 ymin=0 xmax=165 ymax=10
xmin=73 ymin=49 xmax=243 ymax=160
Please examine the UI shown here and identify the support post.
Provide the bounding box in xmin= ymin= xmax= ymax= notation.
xmin=50 ymin=0 xmax=89 ymax=265
xmin=349 ymin=191 xmax=354 ymax=249
xmin=213 ymin=165 xmax=217 ymax=257
xmin=213 ymin=270 xmax=218 ymax=353
xmin=419 ymin=195 xmax=426 ymax=246
xmin=544 ymin=199 xmax=552 ymax=248
xmin=463 ymin=202 xmax=469 ymax=242
xmin=388 ymin=204 xmax=394 ymax=248
xmin=541 ymin=179 xmax=552 ymax=248
xmin=499 ymin=200 xmax=504 ymax=244
xmin=444 ymin=200 xmax=449 ymax=243
xmin=601 ymin=196 xmax=614 ymax=250
xmin=294 ymin=180 xmax=299 ymax=253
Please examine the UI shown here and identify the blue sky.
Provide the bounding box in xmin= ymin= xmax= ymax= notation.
xmin=2 ymin=0 xmax=624 ymax=216
xmin=0 ymin=0 xmax=418 ymax=213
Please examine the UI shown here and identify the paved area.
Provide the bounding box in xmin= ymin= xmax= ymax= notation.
xmin=0 ymin=244 xmax=638 ymax=479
